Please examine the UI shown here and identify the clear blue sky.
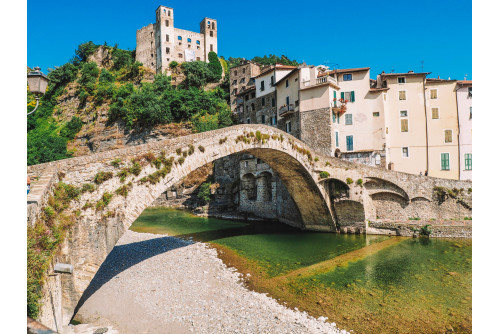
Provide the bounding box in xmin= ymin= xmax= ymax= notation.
xmin=27 ymin=0 xmax=472 ymax=80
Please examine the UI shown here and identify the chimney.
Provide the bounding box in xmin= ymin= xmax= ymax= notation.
xmin=438 ymin=75 xmax=440 ymax=79
xmin=408 ymin=70 xmax=414 ymax=74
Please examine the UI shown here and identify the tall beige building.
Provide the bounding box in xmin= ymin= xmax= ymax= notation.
xmin=136 ymin=5 xmax=218 ymax=73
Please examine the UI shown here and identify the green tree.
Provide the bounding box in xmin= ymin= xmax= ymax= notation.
xmin=60 ymin=117 xmax=83 ymax=140
xmin=208 ymin=51 xmax=222 ymax=81
xmin=74 ymin=41 xmax=99 ymax=63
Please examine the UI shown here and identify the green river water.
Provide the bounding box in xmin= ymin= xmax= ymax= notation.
xmin=130 ymin=208 xmax=472 ymax=334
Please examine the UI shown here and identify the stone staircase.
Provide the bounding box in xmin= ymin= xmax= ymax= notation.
xmin=27 ymin=168 xmax=58 ymax=227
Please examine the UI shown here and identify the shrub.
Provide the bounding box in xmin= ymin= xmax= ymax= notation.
xmin=60 ymin=117 xmax=83 ymax=140
xmin=314 ymin=157 xmax=319 ymax=162
xmin=208 ymin=52 xmax=222 ymax=81
xmin=178 ymin=156 xmax=185 ymax=165
xmin=420 ymin=224 xmax=432 ymax=236
xmin=198 ymin=182 xmax=212 ymax=205
xmin=356 ymin=179 xmax=363 ymax=186
xmin=94 ymin=171 xmax=113 ymax=184
xmin=319 ymin=171 xmax=330 ymax=179
xmin=188 ymin=144 xmax=195 ymax=155
xmin=198 ymin=145 xmax=205 ymax=153
xmin=325 ymin=161 xmax=332 ymax=167
xmin=74 ymin=41 xmax=99 ymax=63
xmin=219 ymin=137 xmax=227 ymax=144
xmin=176 ymin=148 xmax=182 ymax=155
xmin=346 ymin=178 xmax=353 ymax=185
xmin=169 ymin=61 xmax=178 ymax=69
xmin=82 ymin=202 xmax=93 ymax=210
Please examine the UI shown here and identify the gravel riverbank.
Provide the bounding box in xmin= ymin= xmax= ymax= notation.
xmin=70 ymin=230 xmax=346 ymax=334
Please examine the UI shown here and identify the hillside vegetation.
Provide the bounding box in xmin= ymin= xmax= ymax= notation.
xmin=27 ymin=41 xmax=230 ymax=165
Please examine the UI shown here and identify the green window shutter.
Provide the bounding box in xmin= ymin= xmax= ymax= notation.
xmin=334 ymin=91 xmax=337 ymax=98
xmin=335 ymin=132 xmax=339 ymax=147
xmin=351 ymin=91 xmax=355 ymax=102
xmin=341 ymin=92 xmax=344 ymax=100
xmin=441 ymin=153 xmax=450 ymax=170
xmin=332 ymin=112 xmax=336 ymax=123
xmin=465 ymin=153 xmax=472 ymax=170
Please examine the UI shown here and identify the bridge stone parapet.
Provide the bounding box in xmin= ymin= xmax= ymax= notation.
xmin=27 ymin=124 xmax=471 ymax=329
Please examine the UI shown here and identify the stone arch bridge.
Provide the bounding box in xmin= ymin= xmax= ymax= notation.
xmin=27 ymin=124 xmax=471 ymax=329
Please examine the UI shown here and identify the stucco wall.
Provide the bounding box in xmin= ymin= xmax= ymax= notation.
xmin=457 ymin=85 xmax=472 ymax=180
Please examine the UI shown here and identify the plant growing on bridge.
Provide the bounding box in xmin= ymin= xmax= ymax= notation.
xmin=319 ymin=171 xmax=330 ymax=179
xmin=110 ymin=158 xmax=122 ymax=167
xmin=219 ymin=137 xmax=227 ymax=144
xmin=94 ymin=171 xmax=113 ymax=184
xmin=95 ymin=192 xmax=113 ymax=211
xmin=176 ymin=148 xmax=182 ymax=155
xmin=314 ymin=157 xmax=319 ymax=162
xmin=356 ymin=179 xmax=363 ymax=186
xmin=325 ymin=161 xmax=331 ymax=167
xmin=346 ymin=178 xmax=353 ymax=185
xmin=198 ymin=182 xmax=212 ymax=205
xmin=81 ymin=183 xmax=96 ymax=193
xmin=177 ymin=156 xmax=185 ymax=165
xmin=115 ymin=182 xmax=133 ymax=197
xmin=188 ymin=144 xmax=195 ymax=155
xmin=198 ymin=145 xmax=205 ymax=153
xmin=82 ymin=201 xmax=93 ymax=210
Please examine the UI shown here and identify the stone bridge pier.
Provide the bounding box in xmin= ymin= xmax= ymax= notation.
xmin=27 ymin=124 xmax=471 ymax=330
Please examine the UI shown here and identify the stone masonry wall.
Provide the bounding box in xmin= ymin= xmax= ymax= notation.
xmin=299 ymin=107 xmax=333 ymax=156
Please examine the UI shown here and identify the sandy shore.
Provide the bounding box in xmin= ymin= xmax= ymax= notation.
xmin=67 ymin=230 xmax=346 ymax=334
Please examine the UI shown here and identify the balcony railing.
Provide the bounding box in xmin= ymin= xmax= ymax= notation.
xmin=279 ymin=104 xmax=295 ymax=116
xmin=302 ymin=75 xmax=337 ymax=88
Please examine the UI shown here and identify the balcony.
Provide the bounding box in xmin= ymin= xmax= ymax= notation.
xmin=301 ymin=75 xmax=338 ymax=89
xmin=279 ymin=104 xmax=295 ymax=116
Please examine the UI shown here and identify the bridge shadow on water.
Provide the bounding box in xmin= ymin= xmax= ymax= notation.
xmin=72 ymin=222 xmax=295 ymax=319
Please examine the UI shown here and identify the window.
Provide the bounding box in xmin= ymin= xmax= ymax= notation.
xmin=196 ymin=57 xmax=200 ymax=61
xmin=465 ymin=153 xmax=472 ymax=170
xmin=432 ymin=108 xmax=439 ymax=119
xmin=430 ymin=89 xmax=438 ymax=99
xmin=251 ymin=103 xmax=255 ymax=111
xmin=232 ymin=80 xmax=237 ymax=85
xmin=345 ymin=114 xmax=353 ymax=125
xmin=400 ymin=110 xmax=408 ymax=117
xmin=272 ymin=98 xmax=276 ymax=107
xmin=246 ymin=106 xmax=249 ymax=112
xmin=151 ymin=53 xmax=154 ymax=58
xmin=346 ymin=135 xmax=353 ymax=151
xmin=245 ymin=161 xmax=249 ymax=168
xmin=286 ymin=96 xmax=290 ymax=105
xmin=212 ymin=22 xmax=215 ymax=30
xmin=398 ymin=77 xmax=406 ymax=84
xmin=343 ymin=74 xmax=352 ymax=81
xmin=375 ymin=154 xmax=381 ymax=165
xmin=166 ymin=20 xmax=169 ymax=27
xmin=444 ymin=130 xmax=452 ymax=143
xmin=261 ymin=97 xmax=265 ymax=106
xmin=260 ymin=81 xmax=265 ymax=91
xmin=243 ymin=68 xmax=246 ymax=74
xmin=271 ymin=116 xmax=277 ymax=125
xmin=245 ymin=95 xmax=249 ymax=101
xmin=468 ymin=86 xmax=472 ymax=97
xmin=234 ymin=70 xmax=237 ymax=76
xmin=286 ymin=79 xmax=289 ymax=88
xmin=168 ymin=10 xmax=171 ymax=16
xmin=187 ymin=38 xmax=191 ymax=43
xmin=210 ymin=44 xmax=213 ymax=52
xmin=335 ymin=131 xmax=339 ymax=147
xmin=401 ymin=119 xmax=408 ymax=132
xmin=286 ymin=121 xmax=291 ymax=133
xmin=373 ymin=112 xmax=380 ymax=117
xmin=240 ymin=78 xmax=245 ymax=83
xmin=469 ymin=106 xmax=472 ymax=119
xmin=402 ymin=147 xmax=409 ymax=157
xmin=332 ymin=112 xmax=336 ymax=123
xmin=231 ymin=89 xmax=236 ymax=95
xmin=196 ymin=40 xmax=200 ymax=45
xmin=207 ymin=20 xmax=210 ymax=26
xmin=166 ymin=35 xmax=169 ymax=42
xmin=441 ymin=153 xmax=450 ymax=170
xmin=210 ymin=31 xmax=213 ymax=37
xmin=178 ymin=53 xmax=183 ymax=58
xmin=251 ymin=92 xmax=255 ymax=98
xmin=166 ymin=47 xmax=170 ymax=54
xmin=178 ymin=36 xmax=182 ymax=40
xmin=399 ymin=91 xmax=406 ymax=100
xmin=270 ymin=76 xmax=275 ymax=85
xmin=341 ymin=91 xmax=355 ymax=102
xmin=261 ymin=115 xmax=265 ymax=124
xmin=247 ymin=118 xmax=251 ymax=124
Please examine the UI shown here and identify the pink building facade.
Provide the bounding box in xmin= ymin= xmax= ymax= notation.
xmin=456 ymin=81 xmax=472 ymax=180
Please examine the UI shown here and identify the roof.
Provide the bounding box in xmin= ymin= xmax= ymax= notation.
xmin=457 ymin=80 xmax=472 ymax=86
xmin=253 ymin=65 xmax=297 ymax=79
xmin=379 ymin=71 xmax=430 ymax=77
xmin=236 ymin=86 xmax=256 ymax=96
xmin=318 ymin=67 xmax=370 ymax=77
xmin=274 ymin=68 xmax=300 ymax=86
xmin=369 ymin=87 xmax=390 ymax=92
xmin=426 ymin=78 xmax=457 ymax=83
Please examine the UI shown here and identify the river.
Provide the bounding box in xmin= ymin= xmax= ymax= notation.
xmin=130 ymin=208 xmax=472 ymax=334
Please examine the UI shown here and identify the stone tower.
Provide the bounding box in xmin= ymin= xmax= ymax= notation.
xmin=155 ymin=5 xmax=175 ymax=72
xmin=200 ymin=17 xmax=218 ymax=60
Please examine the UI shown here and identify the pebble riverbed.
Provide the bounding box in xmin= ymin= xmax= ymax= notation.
xmin=66 ymin=230 xmax=347 ymax=334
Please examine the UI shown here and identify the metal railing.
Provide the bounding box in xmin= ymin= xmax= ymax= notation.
xmin=279 ymin=104 xmax=295 ymax=116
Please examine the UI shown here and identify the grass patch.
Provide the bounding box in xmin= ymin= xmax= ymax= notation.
xmin=94 ymin=171 xmax=113 ymax=184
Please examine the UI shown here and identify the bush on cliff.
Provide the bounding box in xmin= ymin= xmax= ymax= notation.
xmin=208 ymin=51 xmax=222 ymax=81
xmin=197 ymin=182 xmax=212 ymax=205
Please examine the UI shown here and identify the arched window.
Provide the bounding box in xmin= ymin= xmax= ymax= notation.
xmin=166 ymin=20 xmax=169 ymax=27
xmin=166 ymin=35 xmax=169 ymax=42
xmin=168 ymin=10 xmax=171 ymax=16
xmin=212 ymin=22 xmax=215 ymax=30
